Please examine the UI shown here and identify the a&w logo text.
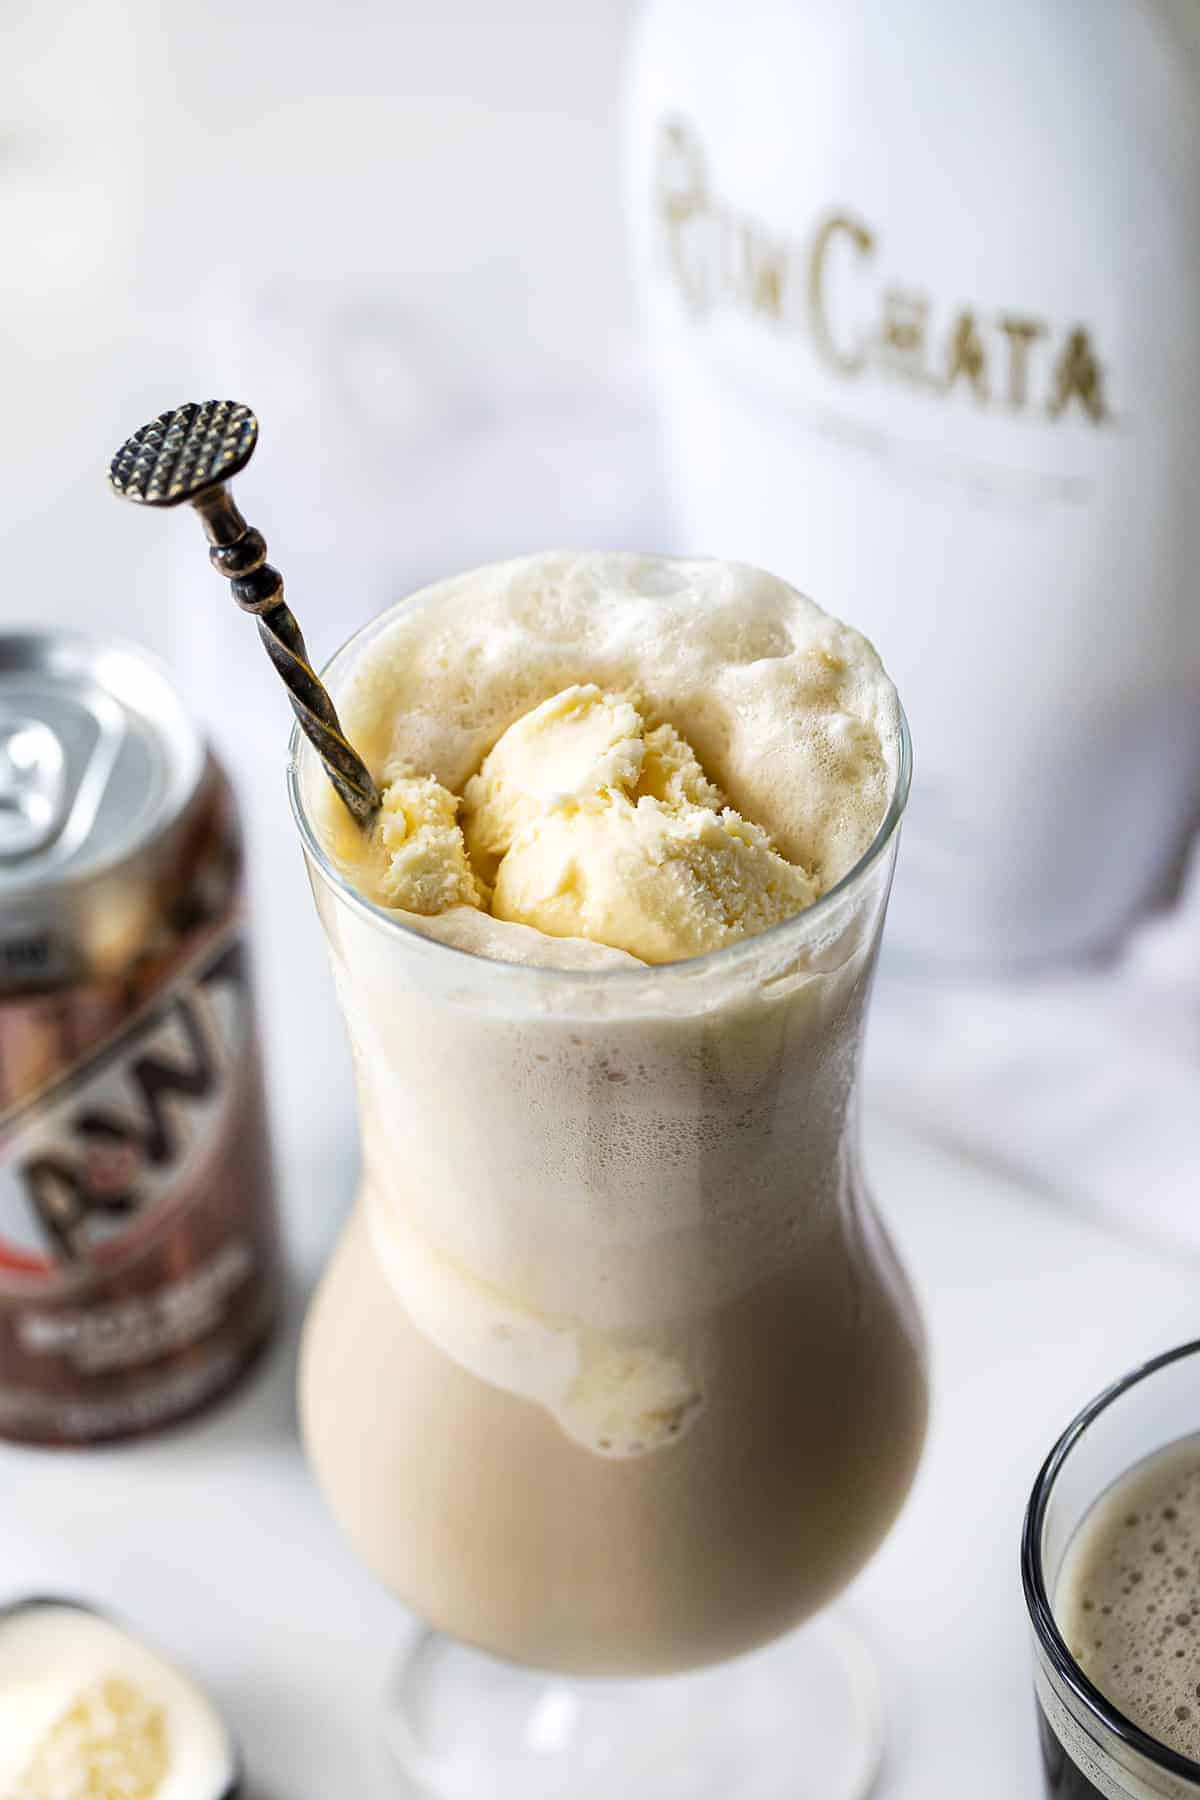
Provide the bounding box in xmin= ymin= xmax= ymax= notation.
xmin=0 ymin=935 xmax=247 ymax=1278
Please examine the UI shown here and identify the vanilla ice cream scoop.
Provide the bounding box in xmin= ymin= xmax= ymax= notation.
xmin=493 ymin=793 xmax=818 ymax=963
xmin=462 ymin=688 xmax=724 ymax=870
xmin=462 ymin=685 xmax=646 ymax=878
xmin=460 ymin=683 xmax=815 ymax=962
xmin=0 ymin=1598 xmax=238 ymax=1799
xmin=375 ymin=774 xmax=484 ymax=914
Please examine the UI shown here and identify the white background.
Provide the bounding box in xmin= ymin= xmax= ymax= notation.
xmin=2 ymin=3 xmax=1199 ymax=1793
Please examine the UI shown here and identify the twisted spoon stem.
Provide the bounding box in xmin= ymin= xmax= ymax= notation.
xmin=194 ymin=488 xmax=381 ymax=826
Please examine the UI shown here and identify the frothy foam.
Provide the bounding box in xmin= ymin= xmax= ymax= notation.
xmin=1056 ymin=1435 xmax=1200 ymax=1763
xmin=314 ymin=552 xmax=900 ymax=970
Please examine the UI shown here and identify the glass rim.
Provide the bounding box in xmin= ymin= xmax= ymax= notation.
xmin=1021 ymin=1336 xmax=1200 ymax=1786
xmin=285 ymin=590 xmax=913 ymax=991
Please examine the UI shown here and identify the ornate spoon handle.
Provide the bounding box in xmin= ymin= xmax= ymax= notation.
xmin=109 ymin=400 xmax=380 ymax=826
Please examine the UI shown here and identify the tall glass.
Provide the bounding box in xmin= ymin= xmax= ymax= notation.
xmin=1023 ymin=1340 xmax=1200 ymax=1799
xmin=290 ymin=594 xmax=926 ymax=1798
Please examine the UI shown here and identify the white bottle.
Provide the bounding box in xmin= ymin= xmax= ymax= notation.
xmin=626 ymin=0 xmax=1200 ymax=969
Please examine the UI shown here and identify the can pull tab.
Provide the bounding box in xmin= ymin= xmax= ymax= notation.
xmin=0 ymin=715 xmax=67 ymax=861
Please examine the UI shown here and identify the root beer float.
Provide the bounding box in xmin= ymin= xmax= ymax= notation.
xmin=109 ymin=401 xmax=927 ymax=1794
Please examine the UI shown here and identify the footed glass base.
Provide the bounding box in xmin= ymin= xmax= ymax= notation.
xmin=383 ymin=1617 xmax=883 ymax=1799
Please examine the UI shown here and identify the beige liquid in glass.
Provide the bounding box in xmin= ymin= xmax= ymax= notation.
xmin=296 ymin=554 xmax=928 ymax=1676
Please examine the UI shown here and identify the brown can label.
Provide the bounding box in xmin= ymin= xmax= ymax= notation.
xmin=0 ymin=923 xmax=280 ymax=1443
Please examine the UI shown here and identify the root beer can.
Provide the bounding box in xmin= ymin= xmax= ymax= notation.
xmin=0 ymin=632 xmax=281 ymax=1443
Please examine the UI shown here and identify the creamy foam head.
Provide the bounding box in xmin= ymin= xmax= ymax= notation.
xmin=313 ymin=552 xmax=901 ymax=968
xmin=1056 ymin=1435 xmax=1200 ymax=1765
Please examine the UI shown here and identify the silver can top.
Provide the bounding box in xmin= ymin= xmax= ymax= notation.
xmin=0 ymin=634 xmax=204 ymax=901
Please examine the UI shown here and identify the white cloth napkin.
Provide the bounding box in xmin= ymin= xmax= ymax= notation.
xmin=868 ymin=838 xmax=1200 ymax=1258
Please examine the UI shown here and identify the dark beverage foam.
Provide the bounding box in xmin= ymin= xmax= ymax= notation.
xmin=1055 ymin=1434 xmax=1200 ymax=1765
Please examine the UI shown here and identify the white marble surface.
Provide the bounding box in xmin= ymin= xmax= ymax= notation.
xmin=3 ymin=1088 xmax=1198 ymax=1796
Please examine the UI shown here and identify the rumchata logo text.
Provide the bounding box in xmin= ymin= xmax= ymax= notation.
xmin=655 ymin=117 xmax=1110 ymax=424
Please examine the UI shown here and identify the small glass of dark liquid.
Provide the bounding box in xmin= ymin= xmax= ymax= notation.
xmin=1023 ymin=1338 xmax=1200 ymax=1798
